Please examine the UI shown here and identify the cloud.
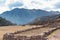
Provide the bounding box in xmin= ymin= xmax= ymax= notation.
xmin=0 ymin=0 xmax=60 ymax=14
xmin=0 ymin=0 xmax=23 ymax=14
xmin=31 ymin=1 xmax=42 ymax=5
xmin=8 ymin=2 xmax=23 ymax=9
xmin=0 ymin=0 xmax=6 ymax=5
xmin=54 ymin=2 xmax=60 ymax=9
xmin=0 ymin=6 xmax=9 ymax=14
xmin=44 ymin=0 xmax=52 ymax=1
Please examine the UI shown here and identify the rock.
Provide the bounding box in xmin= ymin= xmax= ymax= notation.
xmin=3 ymin=33 xmax=47 ymax=40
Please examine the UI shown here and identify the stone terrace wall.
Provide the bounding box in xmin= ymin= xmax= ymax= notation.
xmin=3 ymin=26 xmax=60 ymax=40
xmin=3 ymin=27 xmax=60 ymax=40
xmin=3 ymin=33 xmax=47 ymax=40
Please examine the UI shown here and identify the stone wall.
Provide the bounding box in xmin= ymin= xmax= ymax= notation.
xmin=3 ymin=26 xmax=60 ymax=40
xmin=3 ymin=33 xmax=47 ymax=40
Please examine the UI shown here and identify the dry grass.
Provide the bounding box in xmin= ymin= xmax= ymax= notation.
xmin=47 ymin=29 xmax=60 ymax=40
xmin=0 ymin=25 xmax=60 ymax=40
xmin=0 ymin=26 xmax=30 ymax=40
xmin=15 ymin=27 xmax=51 ymax=37
xmin=0 ymin=25 xmax=43 ymax=40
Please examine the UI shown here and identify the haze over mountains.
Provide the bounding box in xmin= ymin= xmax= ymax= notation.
xmin=0 ymin=8 xmax=60 ymax=25
xmin=0 ymin=17 xmax=15 ymax=26
xmin=28 ymin=14 xmax=60 ymax=25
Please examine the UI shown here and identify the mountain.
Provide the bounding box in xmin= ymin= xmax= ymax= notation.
xmin=49 ymin=11 xmax=60 ymax=14
xmin=0 ymin=17 xmax=15 ymax=26
xmin=0 ymin=8 xmax=53 ymax=25
xmin=28 ymin=14 xmax=60 ymax=25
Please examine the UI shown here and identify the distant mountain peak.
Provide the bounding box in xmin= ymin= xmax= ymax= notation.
xmin=0 ymin=8 xmax=60 ymax=25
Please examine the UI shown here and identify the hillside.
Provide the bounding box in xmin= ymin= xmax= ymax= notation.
xmin=0 ymin=17 xmax=15 ymax=26
xmin=0 ymin=16 xmax=60 ymax=40
xmin=28 ymin=14 xmax=60 ymax=25
xmin=0 ymin=8 xmax=57 ymax=25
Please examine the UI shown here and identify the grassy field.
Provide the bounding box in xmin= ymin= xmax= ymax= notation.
xmin=0 ymin=25 xmax=60 ymax=40
xmin=47 ymin=29 xmax=60 ymax=40
xmin=0 ymin=25 xmax=48 ymax=40
xmin=0 ymin=26 xmax=33 ymax=40
xmin=0 ymin=25 xmax=43 ymax=40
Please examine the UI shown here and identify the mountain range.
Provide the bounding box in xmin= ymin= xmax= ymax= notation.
xmin=28 ymin=14 xmax=60 ymax=25
xmin=0 ymin=8 xmax=60 ymax=25
xmin=0 ymin=17 xmax=15 ymax=26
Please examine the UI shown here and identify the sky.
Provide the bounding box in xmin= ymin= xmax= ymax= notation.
xmin=0 ymin=0 xmax=60 ymax=14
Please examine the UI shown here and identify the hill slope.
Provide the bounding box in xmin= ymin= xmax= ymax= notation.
xmin=0 ymin=8 xmax=53 ymax=25
xmin=0 ymin=17 xmax=15 ymax=26
xmin=28 ymin=14 xmax=60 ymax=25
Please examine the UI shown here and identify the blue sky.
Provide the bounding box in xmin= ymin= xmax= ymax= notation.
xmin=0 ymin=0 xmax=60 ymax=14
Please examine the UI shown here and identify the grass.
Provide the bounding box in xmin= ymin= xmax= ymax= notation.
xmin=0 ymin=25 xmax=43 ymax=40
xmin=0 ymin=25 xmax=60 ymax=40
xmin=47 ymin=29 xmax=60 ymax=40
xmin=0 ymin=25 xmax=47 ymax=40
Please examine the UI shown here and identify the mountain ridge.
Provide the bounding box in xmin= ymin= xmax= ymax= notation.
xmin=0 ymin=17 xmax=15 ymax=26
xmin=0 ymin=8 xmax=60 ymax=25
xmin=28 ymin=14 xmax=60 ymax=25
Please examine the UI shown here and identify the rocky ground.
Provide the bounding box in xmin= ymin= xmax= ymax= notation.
xmin=2 ymin=25 xmax=60 ymax=40
xmin=0 ymin=18 xmax=60 ymax=40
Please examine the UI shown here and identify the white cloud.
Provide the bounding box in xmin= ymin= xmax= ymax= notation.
xmin=0 ymin=6 xmax=9 ymax=14
xmin=0 ymin=0 xmax=60 ymax=14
